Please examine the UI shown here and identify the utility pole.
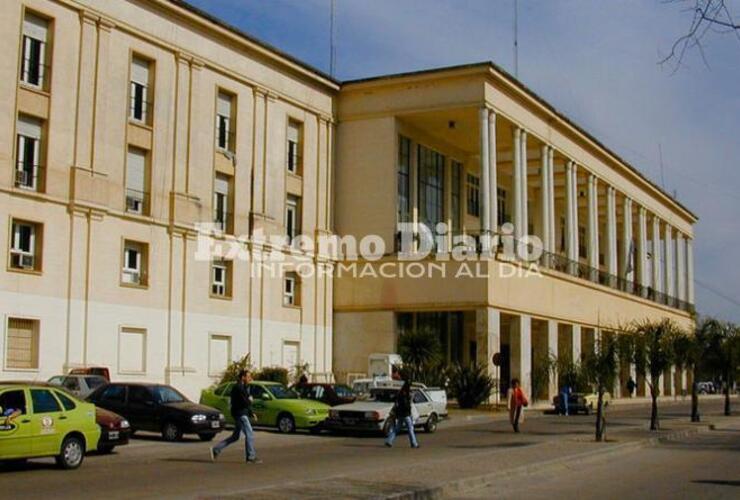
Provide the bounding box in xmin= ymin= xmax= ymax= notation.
xmin=330 ymin=0 xmax=336 ymax=77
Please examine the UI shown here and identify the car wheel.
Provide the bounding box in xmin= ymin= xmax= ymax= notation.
xmin=98 ymin=445 xmax=115 ymax=454
xmin=56 ymin=435 xmax=85 ymax=470
xmin=162 ymin=422 xmax=183 ymax=442
xmin=424 ymin=414 xmax=438 ymax=433
xmin=198 ymin=432 xmax=216 ymax=442
xmin=277 ymin=414 xmax=296 ymax=434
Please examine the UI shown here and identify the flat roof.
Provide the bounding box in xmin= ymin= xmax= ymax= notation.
xmin=345 ymin=61 xmax=698 ymax=222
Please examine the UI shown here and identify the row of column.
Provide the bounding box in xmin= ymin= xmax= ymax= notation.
xmin=477 ymin=106 xmax=694 ymax=306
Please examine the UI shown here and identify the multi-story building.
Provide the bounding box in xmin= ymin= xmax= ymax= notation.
xmin=334 ymin=64 xmax=696 ymax=401
xmin=1 ymin=0 xmax=336 ymax=398
xmin=1 ymin=1 xmax=696 ymax=402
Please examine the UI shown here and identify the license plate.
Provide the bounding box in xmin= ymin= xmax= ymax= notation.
xmin=344 ymin=418 xmax=357 ymax=425
xmin=108 ymin=431 xmax=119 ymax=440
xmin=211 ymin=421 xmax=220 ymax=429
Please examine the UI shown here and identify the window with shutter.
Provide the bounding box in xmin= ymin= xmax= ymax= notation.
xmin=6 ymin=318 xmax=39 ymax=369
xmin=21 ymin=13 xmax=48 ymax=89
xmin=130 ymin=56 xmax=151 ymax=123
xmin=126 ymin=147 xmax=148 ymax=214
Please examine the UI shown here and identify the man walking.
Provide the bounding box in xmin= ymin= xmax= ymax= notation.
xmin=210 ymin=370 xmax=261 ymax=464
xmin=384 ymin=381 xmax=419 ymax=448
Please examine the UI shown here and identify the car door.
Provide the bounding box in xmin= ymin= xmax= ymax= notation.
xmin=411 ymin=390 xmax=433 ymax=424
xmin=94 ymin=384 xmax=127 ymax=417
xmin=127 ymin=386 xmax=158 ymax=432
xmin=29 ymin=388 xmax=66 ymax=456
xmin=0 ymin=388 xmax=33 ymax=458
xmin=247 ymin=384 xmax=270 ymax=425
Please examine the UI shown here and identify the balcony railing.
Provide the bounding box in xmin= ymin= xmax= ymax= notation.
xmin=125 ymin=188 xmax=150 ymax=215
xmin=129 ymin=96 xmax=154 ymax=125
xmin=213 ymin=209 xmax=233 ymax=233
xmin=20 ymin=58 xmax=51 ymax=91
xmin=15 ymin=163 xmax=44 ymax=191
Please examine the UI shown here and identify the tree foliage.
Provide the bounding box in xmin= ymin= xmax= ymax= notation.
xmin=581 ymin=334 xmax=618 ymax=441
xmin=217 ymin=353 xmax=253 ymax=386
xmin=449 ymin=364 xmax=495 ymax=409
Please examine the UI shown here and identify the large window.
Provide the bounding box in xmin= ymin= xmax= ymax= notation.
xmin=216 ymin=91 xmax=234 ymax=152
xmin=417 ymin=145 xmax=445 ymax=233
xmin=20 ymin=13 xmax=49 ymax=90
xmin=450 ymin=160 xmax=462 ymax=232
xmin=396 ymin=312 xmax=464 ymax=365
xmin=211 ymin=259 xmax=232 ymax=298
xmin=283 ymin=272 xmax=300 ymax=306
xmin=213 ymin=174 xmax=232 ymax=232
xmin=467 ymin=174 xmax=480 ymax=217
xmin=16 ymin=115 xmax=44 ymax=191
xmin=287 ymin=120 xmax=302 ymax=174
xmin=397 ymin=136 xmax=411 ymax=224
xmin=5 ymin=318 xmax=39 ymax=369
xmin=121 ymin=240 xmax=148 ymax=287
xmin=9 ymin=219 xmax=42 ymax=271
xmin=126 ymin=147 xmax=149 ymax=215
xmin=285 ymin=195 xmax=301 ymax=243
xmin=129 ymin=56 xmax=152 ymax=124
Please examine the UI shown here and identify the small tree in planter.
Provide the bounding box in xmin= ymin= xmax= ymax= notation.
xmin=672 ymin=326 xmax=705 ymax=422
xmin=701 ymin=318 xmax=739 ymax=416
xmin=581 ymin=333 xmax=617 ymax=441
xmin=449 ymin=364 xmax=495 ymax=409
xmin=397 ymin=327 xmax=443 ymax=384
xmin=218 ymin=353 xmax=253 ymax=385
xmin=254 ymin=366 xmax=290 ymax=386
xmin=630 ymin=319 xmax=679 ymax=431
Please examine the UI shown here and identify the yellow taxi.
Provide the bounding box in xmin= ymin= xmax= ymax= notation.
xmin=0 ymin=383 xmax=100 ymax=469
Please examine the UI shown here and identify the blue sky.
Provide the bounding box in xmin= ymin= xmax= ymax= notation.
xmin=188 ymin=0 xmax=740 ymax=322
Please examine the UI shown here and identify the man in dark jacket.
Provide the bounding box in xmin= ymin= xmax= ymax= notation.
xmin=210 ymin=370 xmax=260 ymax=463
xmin=384 ymin=381 xmax=419 ymax=448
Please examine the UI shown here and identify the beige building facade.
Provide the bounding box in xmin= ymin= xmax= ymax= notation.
xmin=1 ymin=1 xmax=696 ymax=402
xmin=1 ymin=0 xmax=336 ymax=399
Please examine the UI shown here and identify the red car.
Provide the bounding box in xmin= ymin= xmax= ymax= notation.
xmin=95 ymin=406 xmax=130 ymax=453
xmin=294 ymin=383 xmax=357 ymax=407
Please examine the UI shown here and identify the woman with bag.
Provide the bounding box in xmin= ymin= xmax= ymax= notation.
xmin=508 ymin=378 xmax=528 ymax=433
xmin=384 ymin=381 xmax=419 ymax=448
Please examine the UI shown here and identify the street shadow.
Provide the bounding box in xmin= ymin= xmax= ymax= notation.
xmin=131 ymin=433 xmax=201 ymax=443
xmin=0 ymin=460 xmax=58 ymax=473
xmin=450 ymin=442 xmax=534 ymax=449
xmin=692 ymin=480 xmax=740 ymax=487
xmin=160 ymin=457 xmax=216 ymax=464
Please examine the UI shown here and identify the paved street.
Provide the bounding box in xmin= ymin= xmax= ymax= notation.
xmin=0 ymin=398 xmax=737 ymax=499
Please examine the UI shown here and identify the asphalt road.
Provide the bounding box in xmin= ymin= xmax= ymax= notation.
xmin=0 ymin=398 xmax=736 ymax=499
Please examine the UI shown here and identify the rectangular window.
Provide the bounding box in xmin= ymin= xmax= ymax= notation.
xmin=130 ymin=56 xmax=151 ymax=124
xmin=16 ymin=115 xmax=43 ymax=191
xmin=283 ymin=272 xmax=300 ymax=306
xmin=397 ymin=136 xmax=411 ymax=224
xmin=9 ymin=219 xmax=41 ymax=271
xmin=467 ymin=174 xmax=480 ymax=217
xmin=418 ymin=145 xmax=445 ymax=231
xmin=125 ymin=147 xmax=148 ymax=215
xmin=213 ymin=174 xmax=232 ymax=232
xmin=209 ymin=335 xmax=232 ymax=377
xmin=211 ymin=260 xmax=232 ymax=298
xmin=119 ymin=327 xmax=146 ymax=374
xmin=20 ymin=13 xmax=49 ymax=89
xmin=450 ymin=160 xmax=462 ymax=232
xmin=6 ymin=318 xmax=39 ymax=369
xmin=216 ymin=91 xmax=234 ymax=152
xmin=286 ymin=120 xmax=302 ymax=174
xmin=122 ymin=240 xmax=147 ymax=286
xmin=285 ymin=195 xmax=301 ymax=243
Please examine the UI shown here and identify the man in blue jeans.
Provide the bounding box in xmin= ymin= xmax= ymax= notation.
xmin=384 ymin=381 xmax=419 ymax=448
xmin=210 ymin=370 xmax=261 ymax=463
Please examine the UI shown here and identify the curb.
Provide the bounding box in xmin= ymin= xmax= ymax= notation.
xmin=383 ymin=423 xmax=714 ymax=500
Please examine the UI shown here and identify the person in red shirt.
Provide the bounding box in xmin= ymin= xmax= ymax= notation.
xmin=508 ymin=378 xmax=529 ymax=433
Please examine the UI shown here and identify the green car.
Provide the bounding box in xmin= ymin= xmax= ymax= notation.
xmin=0 ymin=383 xmax=100 ymax=469
xmin=199 ymin=381 xmax=329 ymax=433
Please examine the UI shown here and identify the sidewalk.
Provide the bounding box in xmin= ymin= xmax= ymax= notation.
xmin=214 ymin=400 xmax=739 ymax=499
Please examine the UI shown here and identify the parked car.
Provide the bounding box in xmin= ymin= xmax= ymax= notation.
xmin=0 ymin=382 xmax=100 ymax=469
xmin=87 ymin=383 xmax=224 ymax=442
xmin=68 ymin=366 xmax=110 ymax=381
xmin=412 ymin=383 xmax=448 ymax=418
xmin=293 ymin=383 xmax=357 ymax=406
xmin=48 ymin=374 xmax=108 ymax=399
xmin=351 ymin=377 xmax=401 ymax=397
xmin=95 ymin=407 xmax=131 ymax=453
xmin=553 ymin=392 xmax=612 ymax=415
xmin=200 ymin=381 xmax=330 ymax=433
xmin=324 ymin=387 xmax=442 ymax=434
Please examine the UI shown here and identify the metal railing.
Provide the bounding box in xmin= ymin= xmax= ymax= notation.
xmin=15 ymin=163 xmax=44 ymax=191
xmin=20 ymin=58 xmax=51 ymax=91
xmin=125 ymin=188 xmax=150 ymax=215
xmin=216 ymin=128 xmax=236 ymax=153
xmin=213 ymin=209 xmax=233 ymax=233
xmin=129 ymin=96 xmax=154 ymax=124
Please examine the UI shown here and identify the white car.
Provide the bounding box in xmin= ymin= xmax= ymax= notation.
xmin=48 ymin=374 xmax=108 ymax=399
xmin=324 ymin=387 xmax=442 ymax=434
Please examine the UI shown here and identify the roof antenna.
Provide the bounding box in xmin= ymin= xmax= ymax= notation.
xmin=513 ymin=0 xmax=519 ymax=78
xmin=330 ymin=0 xmax=336 ymax=77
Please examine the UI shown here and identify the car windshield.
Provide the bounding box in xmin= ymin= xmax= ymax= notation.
xmin=267 ymin=385 xmax=298 ymax=399
xmin=369 ymin=389 xmax=398 ymax=403
xmin=153 ymin=386 xmax=186 ymax=403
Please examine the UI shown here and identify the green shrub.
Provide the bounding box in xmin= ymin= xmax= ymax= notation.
xmin=218 ymin=353 xmax=253 ymax=386
xmin=254 ymin=366 xmax=289 ymax=386
xmin=449 ymin=364 xmax=494 ymax=409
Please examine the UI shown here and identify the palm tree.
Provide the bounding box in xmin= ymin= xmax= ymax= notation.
xmin=672 ymin=327 xmax=704 ymax=422
xmin=701 ymin=318 xmax=739 ymax=416
xmin=630 ymin=319 xmax=679 ymax=430
xmin=582 ymin=333 xmax=618 ymax=441
xmin=397 ymin=327 xmax=443 ymax=384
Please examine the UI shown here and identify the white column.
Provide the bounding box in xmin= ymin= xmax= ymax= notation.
xmin=513 ymin=127 xmax=523 ymax=239
xmin=622 ymin=197 xmax=634 ymax=288
xmin=511 ymin=315 xmax=532 ymax=399
xmin=565 ymin=161 xmax=577 ymax=263
xmin=652 ymin=216 xmax=662 ymax=295
xmin=687 ymin=238 xmax=695 ymax=305
xmin=520 ymin=130 xmax=529 ymax=239
xmin=572 ymin=324 xmax=582 ymax=363
xmin=547 ymin=320 xmax=558 ymax=401
xmin=587 ymin=174 xmax=599 ymax=280
xmin=540 ymin=145 xmax=551 ymax=254
xmin=607 ymin=187 xmax=618 ymax=281
xmin=488 ymin=110 xmax=498 ymax=234
xmin=547 ymin=149 xmax=556 ymax=253
xmin=664 ymin=225 xmax=674 ymax=298
xmin=479 ymin=107 xmax=491 ymax=236
xmin=571 ymin=164 xmax=579 ymax=266
xmin=676 ymin=233 xmax=686 ymax=302
xmin=476 ymin=307 xmax=501 ymax=403
xmin=638 ymin=207 xmax=648 ymax=297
